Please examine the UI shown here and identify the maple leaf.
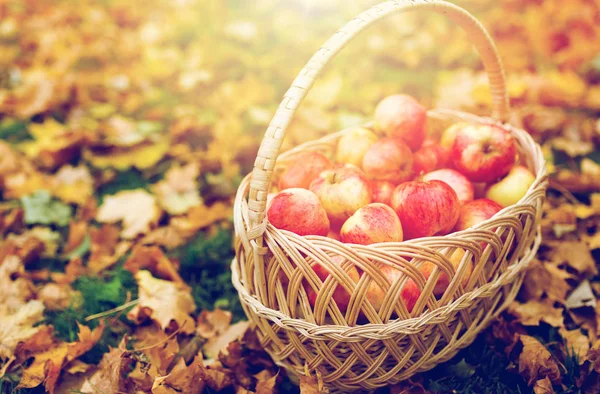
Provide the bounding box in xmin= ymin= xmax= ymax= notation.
xmin=152 ymin=162 xmax=202 ymax=215
xmin=518 ymin=335 xmax=561 ymax=385
xmin=141 ymin=226 xmax=186 ymax=249
xmin=96 ymin=189 xmax=161 ymax=239
xmin=0 ymin=300 xmax=45 ymax=360
xmin=80 ymin=339 xmax=133 ymax=394
xmin=20 ymin=190 xmax=72 ymax=227
xmin=203 ymin=320 xmax=249 ymax=360
xmin=533 ymin=376 xmax=555 ymax=394
xmin=87 ymin=224 xmax=131 ymax=274
xmin=299 ymin=367 xmax=329 ymax=394
xmin=127 ymin=270 xmax=196 ymax=334
xmin=546 ymin=240 xmax=598 ymax=276
xmin=151 ymin=356 xmax=205 ymax=394
xmin=559 ymin=328 xmax=590 ymax=362
xmin=170 ymin=201 xmax=231 ymax=239
xmin=124 ymin=245 xmax=185 ymax=285
xmin=17 ymin=322 xmax=105 ymax=393
xmin=509 ymin=299 xmax=564 ymax=327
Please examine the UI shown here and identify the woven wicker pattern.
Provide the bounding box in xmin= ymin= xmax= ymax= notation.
xmin=232 ymin=1 xmax=548 ymax=392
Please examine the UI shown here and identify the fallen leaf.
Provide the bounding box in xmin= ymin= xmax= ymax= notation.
xmin=151 ymin=356 xmax=204 ymax=394
xmin=533 ymin=376 xmax=555 ymax=394
xmin=204 ymin=321 xmax=250 ymax=359
xmin=96 ymin=189 xmax=161 ymax=239
xmin=80 ymin=341 xmax=133 ymax=394
xmin=0 ymin=255 xmax=35 ymax=311
xmin=0 ymin=300 xmax=45 ymax=359
xmin=547 ymin=241 xmax=597 ymax=276
xmin=20 ymin=190 xmax=72 ymax=227
xmin=170 ymin=201 xmax=231 ymax=239
xmin=197 ymin=308 xmax=233 ymax=339
xmin=299 ymin=368 xmax=329 ymax=394
xmin=518 ymin=335 xmax=561 ymax=385
xmin=124 ymin=245 xmax=185 ymax=285
xmin=560 ymin=327 xmax=590 ymax=362
xmin=38 ymin=283 xmax=79 ymax=311
xmin=128 ymin=270 xmax=196 ymax=334
xmin=87 ymin=224 xmax=121 ymax=274
xmin=509 ymin=299 xmax=564 ymax=327
xmin=255 ymin=371 xmax=278 ymax=394
xmin=50 ymin=165 xmax=94 ymax=205
xmin=85 ymin=137 xmax=170 ymax=170
xmin=566 ymin=280 xmax=597 ymax=310
xmin=152 ymin=163 xmax=202 ymax=215
xmin=141 ymin=226 xmax=186 ymax=249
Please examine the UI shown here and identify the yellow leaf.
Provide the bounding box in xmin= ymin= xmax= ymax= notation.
xmin=127 ymin=270 xmax=196 ymax=334
xmin=50 ymin=165 xmax=94 ymax=205
xmin=96 ymin=189 xmax=161 ymax=239
xmin=85 ymin=138 xmax=170 ymax=170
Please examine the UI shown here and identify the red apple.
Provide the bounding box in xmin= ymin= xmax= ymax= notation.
xmin=440 ymin=123 xmax=462 ymax=149
xmin=371 ymin=181 xmax=395 ymax=206
xmin=340 ymin=203 xmax=403 ymax=245
xmin=365 ymin=264 xmax=420 ymax=314
xmin=412 ymin=138 xmax=450 ymax=176
xmin=450 ymin=123 xmax=516 ymax=182
xmin=278 ymin=151 xmax=332 ymax=190
xmin=390 ymin=180 xmax=460 ymax=239
xmin=309 ymin=164 xmax=372 ymax=226
xmin=485 ymin=165 xmax=535 ymax=207
xmin=374 ymin=94 xmax=427 ymax=151
xmin=304 ymin=256 xmax=360 ymax=314
xmin=336 ymin=127 xmax=378 ymax=167
xmin=422 ymin=169 xmax=474 ymax=205
xmin=267 ymin=188 xmax=330 ymax=236
xmin=362 ymin=137 xmax=413 ymax=184
xmin=454 ymin=198 xmax=503 ymax=231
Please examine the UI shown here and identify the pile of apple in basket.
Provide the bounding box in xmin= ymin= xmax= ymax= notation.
xmin=267 ymin=94 xmax=535 ymax=314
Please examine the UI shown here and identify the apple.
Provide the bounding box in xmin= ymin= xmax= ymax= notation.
xmin=278 ymin=151 xmax=332 ymax=190
xmin=454 ymin=198 xmax=503 ymax=231
xmin=413 ymin=248 xmax=473 ymax=297
xmin=304 ymin=256 xmax=360 ymax=314
xmin=364 ymin=264 xmax=420 ymax=315
xmin=340 ymin=203 xmax=403 ymax=245
xmin=412 ymin=138 xmax=449 ymax=176
xmin=440 ymin=123 xmax=462 ymax=149
xmin=422 ymin=169 xmax=474 ymax=205
xmin=336 ymin=127 xmax=378 ymax=167
xmin=267 ymin=188 xmax=330 ymax=236
xmin=374 ymin=94 xmax=426 ymax=151
xmin=309 ymin=164 xmax=372 ymax=226
xmin=371 ymin=181 xmax=395 ymax=206
xmin=390 ymin=180 xmax=460 ymax=239
xmin=485 ymin=165 xmax=535 ymax=207
xmin=450 ymin=123 xmax=516 ymax=182
xmin=362 ymin=137 xmax=413 ymax=184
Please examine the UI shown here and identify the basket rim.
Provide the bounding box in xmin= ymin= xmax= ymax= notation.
xmin=232 ymin=108 xmax=549 ymax=338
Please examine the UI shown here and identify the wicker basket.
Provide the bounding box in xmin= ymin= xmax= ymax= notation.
xmin=231 ymin=1 xmax=548 ymax=391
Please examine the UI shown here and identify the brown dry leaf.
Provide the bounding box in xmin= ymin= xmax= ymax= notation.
xmin=52 ymin=257 xmax=86 ymax=285
xmin=88 ymin=224 xmax=119 ymax=274
xmin=204 ymin=321 xmax=250 ymax=360
xmin=170 ymin=201 xmax=231 ymax=239
xmin=128 ymin=270 xmax=196 ymax=334
xmin=518 ymin=335 xmax=561 ymax=385
xmin=559 ymin=328 xmax=590 ymax=362
xmin=197 ymin=308 xmax=232 ymax=339
xmin=65 ymin=360 xmax=91 ymax=375
xmin=199 ymin=365 xmax=233 ymax=391
xmin=141 ymin=226 xmax=186 ymax=249
xmin=546 ymin=240 xmax=597 ymax=276
xmin=533 ymin=376 xmax=555 ymax=394
xmin=80 ymin=340 xmax=133 ymax=394
xmin=124 ymin=245 xmax=185 ymax=285
xmin=96 ymin=189 xmax=162 ymax=239
xmin=586 ymin=341 xmax=600 ymax=373
xmin=2 ymin=233 xmax=46 ymax=265
xmin=509 ymin=299 xmax=564 ymax=327
xmin=0 ymin=300 xmax=45 ymax=359
xmin=255 ymin=371 xmax=278 ymax=394
xmin=152 ymin=162 xmax=202 ymax=215
xmin=14 ymin=325 xmax=56 ymax=358
xmin=17 ymin=322 xmax=105 ymax=393
xmin=133 ymin=323 xmax=179 ymax=377
xmin=151 ymin=356 xmax=204 ymax=394
xmin=299 ymin=368 xmax=329 ymax=394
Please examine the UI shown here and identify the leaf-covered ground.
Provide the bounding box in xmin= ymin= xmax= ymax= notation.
xmin=1 ymin=0 xmax=600 ymax=393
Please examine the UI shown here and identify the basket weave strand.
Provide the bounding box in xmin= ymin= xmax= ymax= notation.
xmin=232 ymin=1 xmax=548 ymax=392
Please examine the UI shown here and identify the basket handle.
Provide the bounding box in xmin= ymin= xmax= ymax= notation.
xmin=247 ymin=0 xmax=509 ymax=235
